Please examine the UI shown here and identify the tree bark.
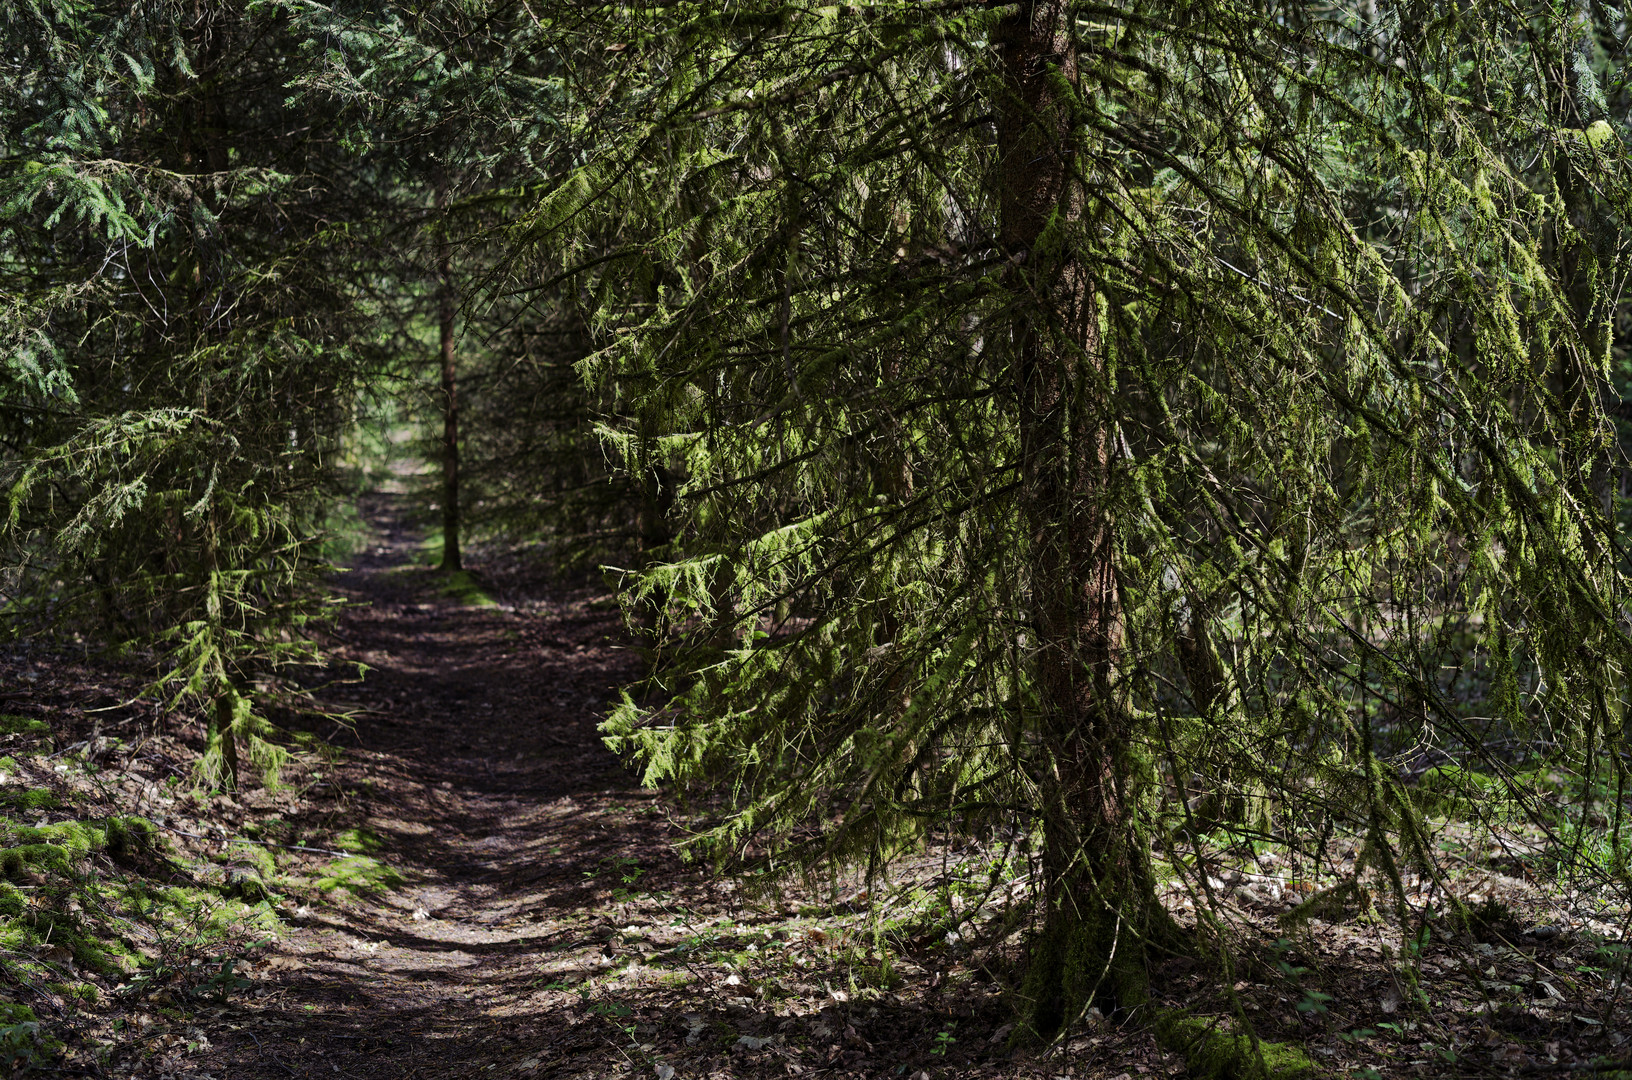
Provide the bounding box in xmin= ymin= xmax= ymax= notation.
xmin=436 ymin=173 xmax=462 ymax=572
xmin=197 ymin=13 xmax=242 ymax=791
xmin=994 ymin=0 xmax=1168 ymax=1034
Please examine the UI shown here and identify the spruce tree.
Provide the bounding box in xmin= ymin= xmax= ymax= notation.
xmin=513 ymin=0 xmax=1632 ymax=1036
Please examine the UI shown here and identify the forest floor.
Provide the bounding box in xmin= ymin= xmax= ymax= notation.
xmin=176 ymin=493 xmax=1037 ymax=1080
xmin=6 ymin=494 xmax=1632 ymax=1079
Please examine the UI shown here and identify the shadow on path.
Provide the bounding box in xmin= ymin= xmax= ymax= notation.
xmin=195 ymin=493 xmax=674 ymax=1079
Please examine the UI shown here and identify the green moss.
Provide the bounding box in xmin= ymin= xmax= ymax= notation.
xmin=0 ymin=882 xmax=24 ymax=918
xmin=239 ymin=843 xmax=276 ymax=877
xmin=45 ymin=982 xmax=97 ymax=1004
xmin=10 ymin=820 xmax=106 ymax=860
xmin=1018 ymin=902 xmax=1151 ymax=1036
xmin=333 ymin=827 xmax=383 ymax=855
xmin=240 ymin=898 xmax=283 ymax=933
xmin=1014 ymin=849 xmax=1175 ymax=1039
xmin=0 ymin=997 xmax=63 ymax=1067
xmin=66 ymin=929 xmax=126 ymax=977
xmin=215 ymin=839 xmax=277 ymax=899
xmin=1 ymin=815 xmax=154 ymax=880
xmin=222 ymin=867 xmax=270 ymax=902
xmin=1585 ymin=120 xmax=1617 ymax=149
xmin=439 ymin=569 xmax=496 ymax=608
xmin=0 ymin=716 xmax=48 ymax=737
xmin=2 ymin=844 xmax=72 ymax=877
xmin=104 ymin=819 xmax=136 ymax=852
xmin=0 ymin=1003 xmax=35 ymax=1026
xmin=47 ymin=885 xmax=146 ymax=971
xmin=0 ymin=789 xmax=59 ymax=812
xmin=314 ymin=855 xmax=403 ymax=895
xmin=1156 ymin=1012 xmax=1316 ymax=1080
xmin=0 ymin=757 xmax=16 ymax=773
xmin=156 ymin=882 xmax=206 ymax=913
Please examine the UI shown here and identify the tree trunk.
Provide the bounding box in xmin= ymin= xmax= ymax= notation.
xmin=192 ymin=5 xmax=241 ymax=793
xmin=209 ymin=683 xmax=242 ymax=790
xmin=436 ymin=173 xmax=462 ymax=573
xmin=994 ymin=0 xmax=1168 ymax=1035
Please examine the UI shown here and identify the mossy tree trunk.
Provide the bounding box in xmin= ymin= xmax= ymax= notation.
xmin=209 ymin=682 xmax=242 ymax=790
xmin=189 ymin=7 xmax=243 ymax=793
xmin=995 ymin=0 xmax=1170 ymax=1035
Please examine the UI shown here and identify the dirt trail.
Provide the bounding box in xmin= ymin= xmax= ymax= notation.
xmin=196 ymin=493 xmax=668 ymax=1078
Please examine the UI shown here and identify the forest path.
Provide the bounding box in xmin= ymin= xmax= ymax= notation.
xmin=195 ymin=493 xmax=670 ymax=1079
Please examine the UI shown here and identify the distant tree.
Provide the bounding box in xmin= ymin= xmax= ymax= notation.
xmin=274 ymin=0 xmax=636 ymax=576
xmin=515 ymin=0 xmax=1632 ymax=1037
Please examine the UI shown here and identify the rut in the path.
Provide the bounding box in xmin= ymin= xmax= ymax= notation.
xmin=196 ymin=494 xmax=661 ymax=1079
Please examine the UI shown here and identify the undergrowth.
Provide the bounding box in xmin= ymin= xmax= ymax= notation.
xmin=0 ymin=706 xmax=288 ymax=1074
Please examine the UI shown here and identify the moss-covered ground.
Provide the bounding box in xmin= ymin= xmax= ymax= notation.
xmin=0 ymin=667 xmax=298 ymax=1074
